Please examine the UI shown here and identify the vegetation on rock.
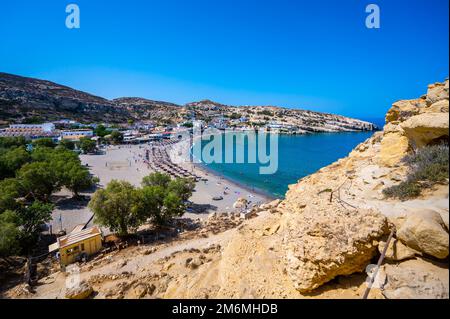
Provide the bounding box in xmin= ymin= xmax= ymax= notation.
xmin=383 ymin=143 xmax=449 ymax=200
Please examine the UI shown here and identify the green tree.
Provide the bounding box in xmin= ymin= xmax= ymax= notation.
xmin=58 ymin=139 xmax=75 ymax=150
xmin=79 ymin=137 xmax=97 ymax=154
xmin=94 ymin=124 xmax=109 ymax=138
xmin=140 ymin=173 xmax=193 ymax=225
xmin=18 ymin=162 xmax=59 ymax=202
xmin=0 ymin=136 xmax=27 ymax=149
xmin=167 ymin=178 xmax=195 ymax=201
xmin=110 ymin=131 xmax=124 ymax=144
xmin=32 ymin=138 xmax=56 ymax=148
xmin=17 ymin=201 xmax=53 ymax=248
xmin=61 ymin=162 xmax=93 ymax=197
xmin=0 ymin=211 xmax=21 ymax=258
xmin=89 ymin=180 xmax=143 ymax=236
xmin=162 ymin=192 xmax=185 ymax=220
xmin=142 ymin=172 xmax=171 ymax=188
xmin=0 ymin=179 xmax=23 ymax=213
xmin=0 ymin=146 xmax=31 ymax=179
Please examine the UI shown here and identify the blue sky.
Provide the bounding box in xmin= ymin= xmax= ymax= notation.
xmin=0 ymin=0 xmax=448 ymax=119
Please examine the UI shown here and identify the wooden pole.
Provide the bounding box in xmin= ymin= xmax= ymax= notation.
xmin=362 ymin=229 xmax=395 ymax=299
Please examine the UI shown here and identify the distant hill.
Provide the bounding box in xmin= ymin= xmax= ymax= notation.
xmin=0 ymin=72 xmax=181 ymax=124
xmin=0 ymin=72 xmax=377 ymax=132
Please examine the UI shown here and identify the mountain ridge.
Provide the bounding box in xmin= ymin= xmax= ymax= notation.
xmin=0 ymin=72 xmax=376 ymax=132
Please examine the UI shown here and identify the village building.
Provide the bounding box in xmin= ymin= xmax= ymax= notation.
xmin=49 ymin=226 xmax=103 ymax=266
xmin=60 ymin=129 xmax=94 ymax=141
xmin=0 ymin=123 xmax=59 ymax=139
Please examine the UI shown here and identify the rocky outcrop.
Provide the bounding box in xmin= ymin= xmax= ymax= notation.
xmin=379 ymin=79 xmax=449 ymax=166
xmin=397 ymin=210 xmax=449 ymax=259
xmin=400 ymin=113 xmax=449 ymax=148
xmin=378 ymin=123 xmax=410 ymax=167
xmin=281 ymin=205 xmax=389 ymax=292
xmin=426 ymin=81 xmax=449 ymax=106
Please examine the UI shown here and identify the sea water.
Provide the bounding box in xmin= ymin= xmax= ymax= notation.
xmin=198 ymin=131 xmax=376 ymax=198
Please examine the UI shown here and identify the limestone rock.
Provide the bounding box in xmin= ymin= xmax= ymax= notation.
xmin=426 ymin=99 xmax=449 ymax=113
xmin=426 ymin=80 xmax=449 ymax=106
xmin=385 ymin=99 xmax=424 ymax=124
xmin=378 ymin=238 xmax=417 ymax=261
xmin=233 ymin=197 xmax=248 ymax=210
xmin=378 ymin=128 xmax=410 ymax=167
xmin=382 ymin=260 xmax=449 ymax=299
xmin=400 ymin=113 xmax=449 ymax=148
xmin=397 ymin=210 xmax=449 ymax=259
xmin=282 ymin=205 xmax=389 ymax=293
xmin=132 ymin=283 xmax=148 ymax=299
xmin=65 ymin=281 xmax=94 ymax=299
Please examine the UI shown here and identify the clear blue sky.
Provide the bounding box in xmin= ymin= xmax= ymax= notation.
xmin=0 ymin=0 xmax=448 ymax=119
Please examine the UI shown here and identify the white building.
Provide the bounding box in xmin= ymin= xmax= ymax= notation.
xmin=193 ymin=120 xmax=204 ymax=129
xmin=10 ymin=123 xmax=55 ymax=133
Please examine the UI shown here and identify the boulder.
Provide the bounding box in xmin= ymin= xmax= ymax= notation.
xmin=378 ymin=238 xmax=417 ymax=261
xmin=282 ymin=205 xmax=389 ymax=293
xmin=426 ymin=80 xmax=449 ymax=106
xmin=382 ymin=260 xmax=449 ymax=299
xmin=233 ymin=197 xmax=248 ymax=210
xmin=397 ymin=210 xmax=449 ymax=259
xmin=132 ymin=283 xmax=148 ymax=299
xmin=400 ymin=113 xmax=449 ymax=148
xmin=65 ymin=281 xmax=94 ymax=299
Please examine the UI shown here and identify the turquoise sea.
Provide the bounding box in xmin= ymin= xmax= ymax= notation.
xmin=196 ymin=131 xmax=377 ymax=198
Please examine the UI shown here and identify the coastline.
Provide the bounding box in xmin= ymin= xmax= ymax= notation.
xmin=192 ymin=161 xmax=278 ymax=201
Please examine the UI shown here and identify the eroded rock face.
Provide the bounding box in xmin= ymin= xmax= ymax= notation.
xmin=426 ymin=80 xmax=449 ymax=106
xmin=397 ymin=210 xmax=449 ymax=259
xmin=378 ymin=125 xmax=410 ymax=167
xmin=400 ymin=113 xmax=449 ymax=148
xmin=385 ymin=99 xmax=425 ymax=124
xmin=281 ymin=205 xmax=389 ymax=293
xmin=379 ymin=78 xmax=449 ymax=166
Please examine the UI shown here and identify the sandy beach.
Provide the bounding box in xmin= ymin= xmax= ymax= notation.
xmin=50 ymin=141 xmax=271 ymax=234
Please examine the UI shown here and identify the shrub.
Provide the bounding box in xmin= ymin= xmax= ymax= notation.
xmin=383 ymin=143 xmax=449 ymax=200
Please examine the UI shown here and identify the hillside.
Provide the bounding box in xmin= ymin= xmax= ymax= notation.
xmin=0 ymin=72 xmax=181 ymax=124
xmin=0 ymin=72 xmax=376 ymax=132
